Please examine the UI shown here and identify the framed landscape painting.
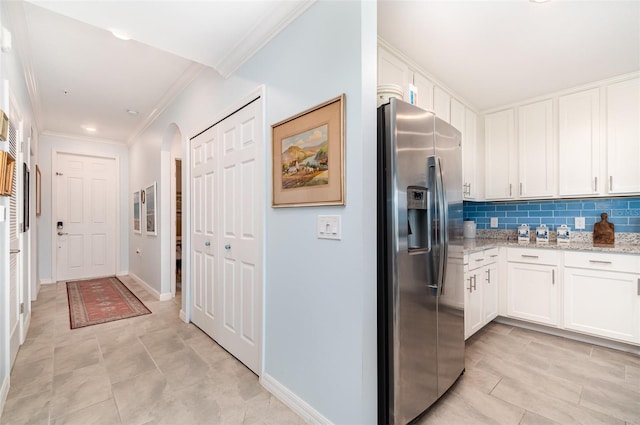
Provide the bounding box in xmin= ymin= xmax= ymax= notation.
xmin=145 ymin=182 xmax=157 ymax=236
xmin=271 ymin=94 xmax=345 ymax=207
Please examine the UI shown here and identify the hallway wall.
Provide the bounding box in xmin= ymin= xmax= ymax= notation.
xmin=128 ymin=2 xmax=377 ymax=423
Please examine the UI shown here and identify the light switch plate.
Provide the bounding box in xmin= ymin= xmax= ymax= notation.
xmin=575 ymin=217 xmax=586 ymax=230
xmin=490 ymin=217 xmax=498 ymax=228
xmin=317 ymin=215 xmax=341 ymax=240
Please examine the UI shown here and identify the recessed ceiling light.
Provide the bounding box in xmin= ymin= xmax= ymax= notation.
xmin=82 ymin=125 xmax=97 ymax=132
xmin=530 ymin=0 xmax=550 ymax=3
xmin=126 ymin=108 xmax=139 ymax=116
xmin=110 ymin=29 xmax=131 ymax=41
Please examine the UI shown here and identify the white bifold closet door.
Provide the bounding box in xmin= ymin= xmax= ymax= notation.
xmin=191 ymin=96 xmax=263 ymax=375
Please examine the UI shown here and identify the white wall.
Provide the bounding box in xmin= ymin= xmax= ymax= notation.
xmin=37 ymin=134 xmax=129 ymax=282
xmin=0 ymin=0 xmax=38 ymax=412
xmin=129 ymin=1 xmax=377 ymax=422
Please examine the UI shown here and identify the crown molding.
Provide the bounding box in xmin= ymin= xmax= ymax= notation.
xmin=215 ymin=0 xmax=316 ymax=79
xmin=126 ymin=61 xmax=204 ymax=146
xmin=7 ymin=0 xmax=43 ymax=134
xmin=41 ymin=130 xmax=127 ymax=147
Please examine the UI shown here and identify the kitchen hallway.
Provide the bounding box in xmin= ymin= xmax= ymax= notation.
xmin=1 ymin=275 xmax=639 ymax=424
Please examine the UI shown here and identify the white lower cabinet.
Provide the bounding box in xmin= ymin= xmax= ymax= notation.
xmin=564 ymin=251 xmax=640 ymax=344
xmin=506 ymin=248 xmax=559 ymax=326
xmin=464 ymin=248 xmax=499 ymax=339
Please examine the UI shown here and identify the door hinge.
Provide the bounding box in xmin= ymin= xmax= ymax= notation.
xmin=20 ymin=303 xmax=24 ymax=314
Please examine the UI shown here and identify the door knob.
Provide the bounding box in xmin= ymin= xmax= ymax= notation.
xmin=225 ymin=244 xmax=231 ymax=250
xmin=204 ymin=241 xmax=210 ymax=247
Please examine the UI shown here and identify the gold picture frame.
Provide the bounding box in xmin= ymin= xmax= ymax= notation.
xmin=0 ymin=151 xmax=16 ymax=196
xmin=271 ymin=94 xmax=345 ymax=207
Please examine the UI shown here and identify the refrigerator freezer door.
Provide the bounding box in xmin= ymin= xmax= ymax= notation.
xmin=386 ymin=99 xmax=439 ymax=424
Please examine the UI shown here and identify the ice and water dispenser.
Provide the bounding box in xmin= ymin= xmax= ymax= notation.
xmin=407 ymin=186 xmax=430 ymax=252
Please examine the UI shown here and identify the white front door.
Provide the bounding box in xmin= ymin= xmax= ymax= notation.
xmin=190 ymin=96 xmax=263 ymax=375
xmin=55 ymin=153 xmax=116 ymax=281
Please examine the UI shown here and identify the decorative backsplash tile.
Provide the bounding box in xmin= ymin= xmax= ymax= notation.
xmin=464 ymin=197 xmax=640 ymax=233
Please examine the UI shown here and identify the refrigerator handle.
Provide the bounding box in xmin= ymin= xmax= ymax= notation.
xmin=435 ymin=157 xmax=448 ymax=295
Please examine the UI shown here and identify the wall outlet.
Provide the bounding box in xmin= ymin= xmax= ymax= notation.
xmin=490 ymin=217 xmax=499 ymax=228
xmin=575 ymin=217 xmax=586 ymax=230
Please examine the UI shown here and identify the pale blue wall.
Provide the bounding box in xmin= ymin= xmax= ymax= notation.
xmin=128 ymin=1 xmax=377 ymax=422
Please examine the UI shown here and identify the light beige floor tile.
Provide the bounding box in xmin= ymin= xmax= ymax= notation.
xmin=591 ymin=346 xmax=640 ymax=368
xmin=519 ymin=411 xmax=562 ymax=425
xmin=580 ymin=383 xmax=640 ymax=424
xmin=101 ymin=337 xmax=158 ymax=384
xmin=6 ymin=356 xmax=53 ymax=400
xmin=51 ymin=398 xmax=122 ymax=425
xmin=0 ymin=390 xmax=50 ymax=425
xmin=154 ymin=344 xmax=211 ymax=390
xmin=53 ymin=337 xmax=102 ymax=376
xmin=112 ymin=368 xmax=168 ymax=425
xmin=491 ymin=377 xmax=624 ymax=425
xmin=50 ymin=363 xmax=112 ymax=419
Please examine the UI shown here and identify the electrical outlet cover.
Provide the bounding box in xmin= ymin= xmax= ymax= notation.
xmin=490 ymin=217 xmax=499 ymax=228
xmin=575 ymin=217 xmax=586 ymax=230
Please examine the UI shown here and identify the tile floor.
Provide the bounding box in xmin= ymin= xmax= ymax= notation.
xmin=417 ymin=322 xmax=640 ymax=425
xmin=2 ymin=276 xmax=640 ymax=425
xmin=0 ymin=276 xmax=303 ymax=425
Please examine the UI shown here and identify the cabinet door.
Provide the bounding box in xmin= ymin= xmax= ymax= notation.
xmin=606 ymin=77 xmax=640 ymax=194
xmin=464 ymin=271 xmax=483 ymax=339
xmin=413 ymin=72 xmax=434 ymax=112
xmin=464 ymin=110 xmax=480 ymax=199
xmin=564 ymin=268 xmax=639 ymax=344
xmin=558 ymin=89 xmax=601 ymax=196
xmin=518 ymin=100 xmax=555 ymax=198
xmin=451 ymin=99 xmax=472 ymax=198
xmin=507 ymin=262 xmax=558 ymax=326
xmin=378 ymin=46 xmax=409 ymax=101
xmin=485 ymin=109 xmax=516 ymax=199
xmin=434 ymin=86 xmax=451 ymax=123
xmin=483 ymin=262 xmax=499 ymax=323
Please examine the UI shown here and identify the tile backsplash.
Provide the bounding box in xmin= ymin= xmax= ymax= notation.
xmin=464 ymin=197 xmax=640 ymax=233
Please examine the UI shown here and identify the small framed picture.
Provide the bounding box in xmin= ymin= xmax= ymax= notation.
xmin=145 ymin=182 xmax=157 ymax=236
xmin=133 ymin=191 xmax=141 ymax=234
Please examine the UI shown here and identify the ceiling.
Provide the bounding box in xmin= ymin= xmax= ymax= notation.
xmin=11 ymin=1 xmax=640 ymax=146
xmin=378 ymin=0 xmax=640 ymax=111
xmin=13 ymin=0 xmax=313 ymax=144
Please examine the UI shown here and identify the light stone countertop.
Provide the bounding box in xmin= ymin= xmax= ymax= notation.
xmin=461 ymin=231 xmax=640 ymax=255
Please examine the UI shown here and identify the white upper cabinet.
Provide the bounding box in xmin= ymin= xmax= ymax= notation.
xmin=485 ymin=109 xmax=516 ymax=199
xmin=413 ymin=71 xmax=434 ymax=112
xmin=518 ymin=99 xmax=556 ymax=198
xmin=378 ymin=46 xmax=410 ymax=101
xmin=558 ymin=88 xmax=601 ymax=196
xmin=451 ymin=99 xmax=481 ymax=200
xmin=433 ymin=86 xmax=451 ymax=123
xmin=606 ymin=77 xmax=640 ymax=194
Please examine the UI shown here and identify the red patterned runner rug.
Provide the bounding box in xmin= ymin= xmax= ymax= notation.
xmin=67 ymin=276 xmax=151 ymax=329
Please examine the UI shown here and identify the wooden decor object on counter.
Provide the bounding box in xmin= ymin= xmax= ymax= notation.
xmin=593 ymin=212 xmax=615 ymax=246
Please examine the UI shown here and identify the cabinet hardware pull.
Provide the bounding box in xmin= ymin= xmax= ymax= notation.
xmin=490 ymin=255 xmax=498 ymax=258
xmin=468 ymin=183 xmax=471 ymax=196
xmin=552 ymin=269 xmax=555 ymax=285
xmin=588 ymin=260 xmax=612 ymax=264
xmin=521 ymin=254 xmax=539 ymax=259
xmin=609 ymin=176 xmax=613 ymax=191
xmin=472 ymin=275 xmax=477 ymax=291
xmin=520 ymin=182 xmax=523 ymax=195
xmin=594 ymin=177 xmax=598 ymax=193
xmin=637 ymin=278 xmax=639 ymax=296
xmin=509 ymin=184 xmax=512 ymax=197
xmin=486 ymin=269 xmax=491 ymax=283
xmin=467 ymin=277 xmax=473 ymax=293
xmin=475 ymin=258 xmax=484 ymax=262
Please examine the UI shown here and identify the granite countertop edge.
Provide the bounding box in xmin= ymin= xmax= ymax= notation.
xmin=462 ymin=239 xmax=640 ymax=255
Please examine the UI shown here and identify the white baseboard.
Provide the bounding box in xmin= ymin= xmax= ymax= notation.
xmin=179 ymin=309 xmax=187 ymax=323
xmin=126 ymin=272 xmax=173 ymax=302
xmin=0 ymin=375 xmax=8 ymax=418
xmin=260 ymin=373 xmax=331 ymax=425
xmin=39 ymin=278 xmax=55 ymax=285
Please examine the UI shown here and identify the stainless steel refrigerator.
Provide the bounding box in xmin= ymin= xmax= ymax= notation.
xmin=377 ymin=98 xmax=465 ymax=425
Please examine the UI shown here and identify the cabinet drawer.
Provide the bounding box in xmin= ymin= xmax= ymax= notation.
xmin=468 ymin=247 xmax=500 ymax=270
xmin=507 ymin=248 xmax=558 ymax=265
xmin=564 ymin=251 xmax=640 ymax=273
